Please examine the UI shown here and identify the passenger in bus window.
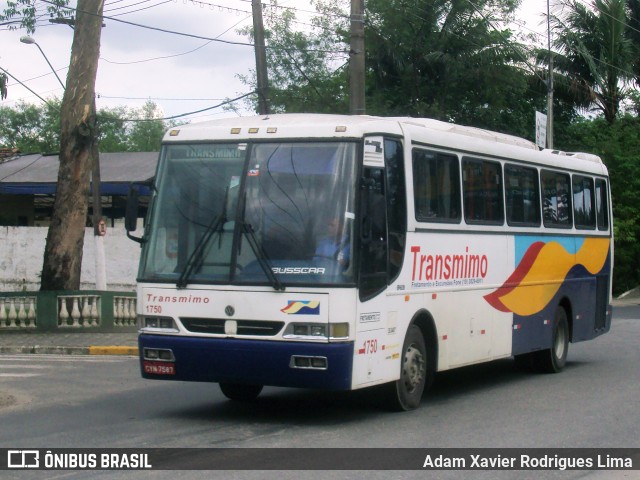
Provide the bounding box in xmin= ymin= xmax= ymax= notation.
xmin=314 ymin=216 xmax=350 ymax=268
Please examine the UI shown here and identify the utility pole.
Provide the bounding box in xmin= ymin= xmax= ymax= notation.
xmin=252 ymin=0 xmax=270 ymax=115
xmin=349 ymin=0 xmax=365 ymax=115
xmin=546 ymin=0 xmax=554 ymax=149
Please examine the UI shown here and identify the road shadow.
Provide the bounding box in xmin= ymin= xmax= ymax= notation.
xmin=153 ymin=355 xmax=593 ymax=426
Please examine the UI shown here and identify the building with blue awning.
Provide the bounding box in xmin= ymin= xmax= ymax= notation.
xmin=0 ymin=151 xmax=158 ymax=226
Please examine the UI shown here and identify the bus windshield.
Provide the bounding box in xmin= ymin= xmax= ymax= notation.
xmin=139 ymin=141 xmax=359 ymax=287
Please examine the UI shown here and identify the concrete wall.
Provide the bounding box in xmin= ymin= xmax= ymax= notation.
xmin=0 ymin=225 xmax=140 ymax=292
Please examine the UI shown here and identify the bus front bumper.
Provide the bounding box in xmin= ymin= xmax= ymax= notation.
xmin=138 ymin=334 xmax=354 ymax=390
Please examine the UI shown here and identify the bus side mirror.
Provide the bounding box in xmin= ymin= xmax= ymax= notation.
xmin=126 ymin=184 xmax=144 ymax=243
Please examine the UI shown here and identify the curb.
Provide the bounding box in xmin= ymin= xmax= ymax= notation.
xmin=88 ymin=346 xmax=138 ymax=356
xmin=0 ymin=346 xmax=138 ymax=356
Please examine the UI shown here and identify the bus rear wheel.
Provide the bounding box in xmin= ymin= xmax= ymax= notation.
xmin=385 ymin=325 xmax=428 ymax=411
xmin=534 ymin=306 xmax=569 ymax=373
xmin=219 ymin=383 xmax=263 ymax=401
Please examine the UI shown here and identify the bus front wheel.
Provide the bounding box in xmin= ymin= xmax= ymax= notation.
xmin=385 ymin=324 xmax=428 ymax=411
xmin=534 ymin=306 xmax=569 ymax=373
xmin=219 ymin=383 xmax=263 ymax=401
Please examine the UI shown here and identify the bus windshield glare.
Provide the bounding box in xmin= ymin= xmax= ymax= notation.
xmin=139 ymin=141 xmax=359 ymax=287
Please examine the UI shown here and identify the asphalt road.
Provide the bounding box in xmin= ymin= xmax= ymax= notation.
xmin=0 ymin=306 xmax=638 ymax=480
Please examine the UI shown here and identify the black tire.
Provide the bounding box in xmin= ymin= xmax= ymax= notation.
xmin=385 ymin=325 xmax=429 ymax=411
xmin=534 ymin=306 xmax=569 ymax=373
xmin=514 ymin=352 xmax=534 ymax=371
xmin=219 ymin=383 xmax=263 ymax=401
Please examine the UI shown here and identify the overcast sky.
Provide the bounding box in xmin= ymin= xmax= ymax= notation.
xmin=0 ymin=0 xmax=551 ymax=124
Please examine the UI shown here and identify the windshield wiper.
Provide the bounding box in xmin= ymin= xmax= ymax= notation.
xmin=238 ymin=193 xmax=284 ymax=291
xmin=176 ymin=187 xmax=228 ymax=288
xmin=241 ymin=222 xmax=285 ymax=291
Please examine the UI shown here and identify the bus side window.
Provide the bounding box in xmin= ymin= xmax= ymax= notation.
xmin=384 ymin=139 xmax=406 ymax=281
xmin=573 ymin=175 xmax=596 ymax=229
xmin=359 ymin=167 xmax=387 ymax=301
xmin=541 ymin=170 xmax=572 ymax=228
xmin=595 ymin=179 xmax=609 ymax=231
xmin=462 ymin=157 xmax=504 ymax=225
xmin=412 ymin=149 xmax=461 ymax=223
xmin=505 ymin=164 xmax=540 ymax=226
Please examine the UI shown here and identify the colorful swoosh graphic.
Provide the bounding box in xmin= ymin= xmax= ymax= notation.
xmin=484 ymin=237 xmax=610 ymax=316
xmin=281 ymin=301 xmax=320 ymax=315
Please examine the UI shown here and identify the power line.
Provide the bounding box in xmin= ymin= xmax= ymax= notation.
xmin=98 ymin=95 xmax=228 ymax=100
xmin=0 ymin=66 xmax=58 ymax=108
xmin=100 ymin=11 xmax=251 ymax=65
xmin=38 ymin=0 xmax=347 ymax=53
xmin=121 ymin=90 xmax=257 ymax=121
xmin=106 ymin=0 xmax=174 ymax=17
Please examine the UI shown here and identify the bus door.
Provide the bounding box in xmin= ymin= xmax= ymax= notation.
xmin=353 ymin=137 xmax=407 ymax=388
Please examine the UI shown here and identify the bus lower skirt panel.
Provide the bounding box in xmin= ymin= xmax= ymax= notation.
xmin=138 ymin=334 xmax=354 ymax=391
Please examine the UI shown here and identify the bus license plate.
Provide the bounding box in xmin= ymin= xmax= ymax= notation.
xmin=143 ymin=361 xmax=175 ymax=375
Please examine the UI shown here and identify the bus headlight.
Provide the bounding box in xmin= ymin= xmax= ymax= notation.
xmin=291 ymin=324 xmax=326 ymax=337
xmin=284 ymin=322 xmax=349 ymax=340
xmin=139 ymin=316 xmax=178 ymax=332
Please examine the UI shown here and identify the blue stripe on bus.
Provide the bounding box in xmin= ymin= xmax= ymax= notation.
xmin=511 ymin=256 xmax=612 ymax=356
xmin=139 ymin=334 xmax=354 ymax=390
xmin=514 ymin=235 xmax=584 ymax=265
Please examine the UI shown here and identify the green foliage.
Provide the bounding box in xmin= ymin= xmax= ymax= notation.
xmin=0 ymin=100 xmax=172 ymax=153
xmin=126 ymin=100 xmax=168 ymax=152
xmin=0 ymin=98 xmax=61 ymax=153
xmin=550 ymin=0 xmax=635 ymax=124
xmin=96 ymin=106 xmax=129 ymax=152
xmin=238 ymin=0 xmax=350 ymax=113
xmin=364 ymin=0 xmax=527 ymax=123
xmin=557 ymin=115 xmax=640 ymax=294
xmin=239 ymin=0 xmax=546 ymax=138
xmin=0 ymin=0 xmax=72 ymax=33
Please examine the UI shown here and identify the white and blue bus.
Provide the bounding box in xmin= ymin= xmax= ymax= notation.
xmin=126 ymin=114 xmax=612 ymax=411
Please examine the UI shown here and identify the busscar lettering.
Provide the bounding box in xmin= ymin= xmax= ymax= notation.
xmin=145 ymin=294 xmax=210 ymax=304
xmin=271 ymin=267 xmax=326 ymax=275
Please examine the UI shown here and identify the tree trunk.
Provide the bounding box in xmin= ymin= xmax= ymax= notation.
xmin=40 ymin=0 xmax=105 ymax=291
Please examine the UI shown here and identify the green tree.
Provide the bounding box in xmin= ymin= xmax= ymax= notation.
xmin=238 ymin=0 xmax=349 ymax=113
xmin=1 ymin=0 xmax=105 ymax=291
xmin=558 ymin=116 xmax=640 ymax=294
xmin=0 ymin=98 xmax=61 ymax=153
xmin=364 ymin=0 xmax=525 ymax=121
xmin=127 ymin=101 xmax=167 ymax=151
xmin=96 ymin=106 xmax=129 ymax=152
xmin=0 ymin=100 xmax=170 ymax=153
xmin=240 ymin=0 xmax=546 ymax=138
xmin=550 ymin=0 xmax=635 ymax=124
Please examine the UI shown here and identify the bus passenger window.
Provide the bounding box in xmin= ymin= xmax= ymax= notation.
xmin=462 ymin=158 xmax=504 ymax=225
xmin=595 ymin=179 xmax=609 ymax=231
xmin=412 ymin=149 xmax=460 ymax=223
xmin=541 ymin=170 xmax=572 ymax=228
xmin=505 ymin=164 xmax=540 ymax=226
xmin=573 ymin=175 xmax=596 ymax=229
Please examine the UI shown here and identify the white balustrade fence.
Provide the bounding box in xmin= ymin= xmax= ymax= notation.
xmin=0 ymin=293 xmax=136 ymax=331
xmin=57 ymin=295 xmax=101 ymax=328
xmin=0 ymin=296 xmax=37 ymax=329
xmin=113 ymin=296 xmax=137 ymax=327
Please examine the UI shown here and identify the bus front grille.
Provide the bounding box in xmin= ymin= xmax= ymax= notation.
xmin=180 ymin=318 xmax=285 ymax=336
